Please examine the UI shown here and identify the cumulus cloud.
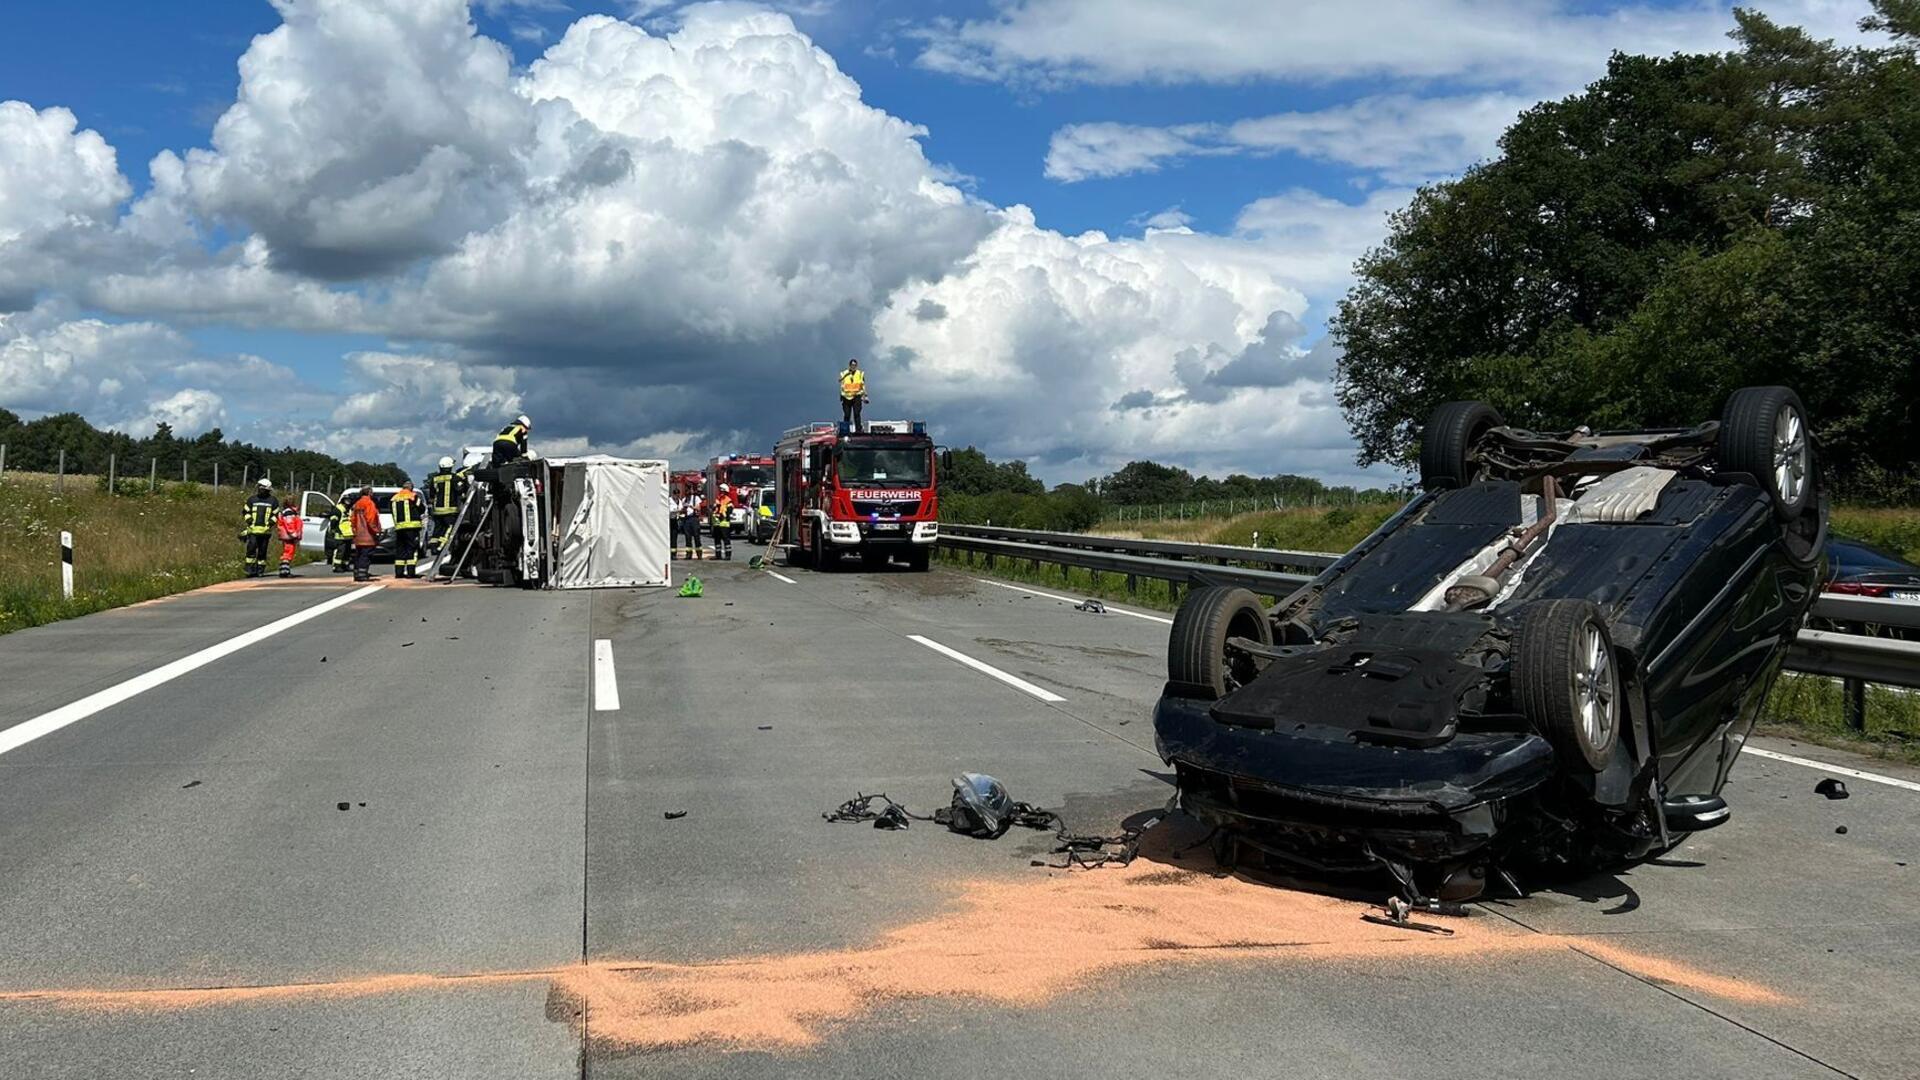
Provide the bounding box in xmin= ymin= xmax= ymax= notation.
xmin=914 ymin=0 xmax=1878 ymax=89
xmin=0 ymin=101 xmax=132 ymax=309
xmin=7 ymin=0 xmax=1411 ymax=483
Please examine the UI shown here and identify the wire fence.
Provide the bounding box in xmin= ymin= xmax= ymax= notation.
xmin=0 ymin=444 xmax=363 ymax=499
xmin=1099 ymin=492 xmax=1404 ymax=524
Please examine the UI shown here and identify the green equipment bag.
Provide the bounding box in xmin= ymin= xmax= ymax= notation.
xmin=678 ymin=576 xmax=703 ymax=598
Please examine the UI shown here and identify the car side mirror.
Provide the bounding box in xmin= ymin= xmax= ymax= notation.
xmin=940 ymin=449 xmax=953 ymax=473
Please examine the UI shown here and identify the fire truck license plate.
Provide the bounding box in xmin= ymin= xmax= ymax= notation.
xmin=873 ymin=523 xmax=901 ymax=530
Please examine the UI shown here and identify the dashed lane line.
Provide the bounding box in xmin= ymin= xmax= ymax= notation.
xmin=593 ymin=638 xmax=620 ymax=712
xmin=907 ymin=634 xmax=1067 ymax=703
xmin=973 ymin=578 xmax=1174 ymax=625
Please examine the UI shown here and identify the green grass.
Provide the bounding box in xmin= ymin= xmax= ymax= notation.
xmin=0 ymin=471 xmax=285 ymax=635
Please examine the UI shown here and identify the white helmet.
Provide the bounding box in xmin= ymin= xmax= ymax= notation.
xmin=516 ymin=413 xmax=531 ymax=428
xmin=256 ymin=478 xmax=272 ymax=489
xmin=438 ymin=456 xmax=454 ymax=469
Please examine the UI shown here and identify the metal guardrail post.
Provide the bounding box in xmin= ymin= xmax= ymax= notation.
xmin=1844 ymin=678 xmax=1866 ymax=731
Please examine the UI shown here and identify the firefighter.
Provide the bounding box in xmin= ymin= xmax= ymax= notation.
xmin=391 ymin=481 xmax=425 ymax=578
xmin=349 ymin=486 xmax=382 ymax=582
xmin=327 ymin=495 xmax=353 ymax=573
xmin=427 ymin=456 xmax=468 ymax=554
xmin=710 ymin=488 xmax=735 ymax=561
xmin=240 ymin=478 xmax=276 ymax=577
xmin=493 ymin=413 xmax=532 ymax=466
xmin=677 ymin=487 xmax=704 ymax=559
xmin=274 ymin=499 xmax=304 ymax=578
xmin=838 ymin=358 xmax=866 ymax=432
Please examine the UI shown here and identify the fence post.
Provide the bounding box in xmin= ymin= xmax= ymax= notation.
xmin=327 ymin=474 xmax=333 ymax=496
xmin=1844 ymin=678 xmax=1866 ymax=732
xmin=109 ymin=454 xmax=117 ymax=495
xmin=213 ymin=461 xmax=219 ymax=492
xmin=56 ymin=449 xmax=65 ymax=493
xmin=149 ymin=458 xmax=157 ymax=493
xmin=241 ymin=464 xmax=250 ymax=491
xmin=61 ymin=531 xmax=74 ymax=600
xmin=0 ymin=442 xmax=6 ymax=480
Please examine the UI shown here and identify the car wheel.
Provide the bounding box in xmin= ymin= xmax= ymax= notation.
xmin=1419 ymin=401 xmax=1505 ymax=491
xmin=1716 ymin=385 xmax=1812 ymax=521
xmin=1167 ymin=586 xmax=1272 ymax=698
xmin=906 ymin=548 xmax=931 ymax=573
xmin=1515 ymin=599 xmax=1621 ymax=772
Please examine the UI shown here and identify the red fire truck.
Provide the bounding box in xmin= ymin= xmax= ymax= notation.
xmin=670 ymin=469 xmax=705 ymax=498
xmin=706 ymin=453 xmax=775 ymax=533
xmin=774 ymin=419 xmax=940 ymax=571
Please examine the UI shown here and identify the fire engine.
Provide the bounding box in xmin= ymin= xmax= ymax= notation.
xmin=774 ymin=420 xmax=940 ymax=571
xmin=706 ymin=453 xmax=775 ymax=533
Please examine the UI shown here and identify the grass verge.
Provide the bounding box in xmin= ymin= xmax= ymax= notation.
xmin=0 ymin=471 xmax=283 ymax=635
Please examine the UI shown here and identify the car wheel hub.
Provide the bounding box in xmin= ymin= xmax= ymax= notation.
xmin=1573 ymin=622 xmax=1616 ymax=751
xmin=1773 ymin=404 xmax=1807 ymax=504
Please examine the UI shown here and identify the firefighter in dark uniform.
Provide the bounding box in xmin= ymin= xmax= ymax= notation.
xmin=427 ymin=455 xmax=468 ymax=554
xmin=391 ymin=481 xmax=425 ymax=578
xmin=326 ymin=495 xmax=353 ymax=573
xmin=240 ymin=478 xmax=277 ymax=577
xmin=493 ymin=414 xmax=532 ymax=467
xmin=710 ymin=489 xmax=735 ymax=561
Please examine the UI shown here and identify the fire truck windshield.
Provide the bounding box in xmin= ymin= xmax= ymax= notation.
xmin=837 ymin=446 xmax=930 ymax=488
xmin=726 ymin=465 xmax=773 ymax=488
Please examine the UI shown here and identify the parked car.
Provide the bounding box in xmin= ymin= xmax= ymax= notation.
xmin=1153 ymin=387 xmax=1826 ymax=901
xmin=298 ymin=487 xmax=403 ymax=562
xmin=1825 ymin=536 xmax=1920 ymax=599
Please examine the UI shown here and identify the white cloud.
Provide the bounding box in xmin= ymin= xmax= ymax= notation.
xmin=8 ymin=0 xmax=1431 ymax=483
xmin=1043 ymin=121 xmax=1218 ymax=182
xmin=915 ymin=0 xmax=1877 ymax=89
xmin=129 ymin=389 xmax=228 ymax=437
xmin=0 ymin=101 xmax=133 ymax=308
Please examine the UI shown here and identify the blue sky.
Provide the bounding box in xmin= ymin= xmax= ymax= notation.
xmin=0 ymin=0 xmax=1878 ymax=484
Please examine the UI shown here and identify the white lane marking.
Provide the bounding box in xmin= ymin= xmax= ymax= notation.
xmin=0 ymin=585 xmax=384 ymax=758
xmin=908 ymin=634 xmax=1066 ymax=703
xmin=593 ymin=638 xmax=620 ymax=712
xmin=768 ymin=571 xmax=797 ymax=585
xmin=974 ymin=578 xmax=1173 ymax=625
xmin=1744 ymin=746 xmax=1920 ymax=793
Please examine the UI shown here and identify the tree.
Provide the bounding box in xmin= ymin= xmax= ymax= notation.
xmin=1100 ymin=460 xmax=1193 ymax=505
xmin=1331 ymin=4 xmax=1920 ymax=501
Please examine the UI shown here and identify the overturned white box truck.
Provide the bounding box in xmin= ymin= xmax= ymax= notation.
xmin=436 ymin=456 xmax=672 ymax=590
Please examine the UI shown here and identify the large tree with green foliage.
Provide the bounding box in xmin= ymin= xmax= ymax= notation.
xmin=1333 ymin=2 xmax=1920 ymax=501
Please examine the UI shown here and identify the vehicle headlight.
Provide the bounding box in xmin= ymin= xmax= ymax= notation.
xmin=828 ymin=521 xmax=861 ymax=543
xmin=913 ymin=521 xmax=939 ymax=541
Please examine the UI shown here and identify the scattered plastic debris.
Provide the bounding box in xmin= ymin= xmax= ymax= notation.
xmin=400 ymin=642 xmax=414 ymax=648
xmin=1835 ymin=825 xmax=1849 ymax=835
xmin=664 ymin=809 xmax=688 ymax=820
xmin=181 ymin=780 xmax=201 ymax=789
xmin=757 ymin=724 xmax=773 ymax=731
xmin=337 ymin=802 xmax=350 ymax=811
xmin=1815 ymin=778 xmax=1850 ymax=800
xmin=1074 ymin=599 xmax=1106 ymax=614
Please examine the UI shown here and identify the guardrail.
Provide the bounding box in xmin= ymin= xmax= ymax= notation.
xmin=935 ymin=529 xmax=1920 ymax=710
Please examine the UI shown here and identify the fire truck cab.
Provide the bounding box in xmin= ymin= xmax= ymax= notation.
xmin=775 ymin=420 xmax=939 ymax=571
xmin=706 ymin=454 xmax=776 ymax=534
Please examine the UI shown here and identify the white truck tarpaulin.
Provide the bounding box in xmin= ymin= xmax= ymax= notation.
xmin=547 ymin=456 xmax=671 ymax=589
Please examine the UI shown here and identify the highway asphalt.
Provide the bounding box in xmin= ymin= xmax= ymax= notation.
xmin=0 ymin=557 xmax=1915 ymax=1078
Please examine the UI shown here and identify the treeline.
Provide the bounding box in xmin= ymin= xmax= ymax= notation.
xmin=0 ymin=410 xmax=408 ymax=490
xmin=937 ymin=447 xmax=1398 ymax=531
xmin=1335 ymin=2 xmax=1920 ymax=503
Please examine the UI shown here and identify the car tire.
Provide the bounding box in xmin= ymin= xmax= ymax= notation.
xmin=907 ymin=548 xmax=931 ymax=573
xmin=1716 ymin=385 xmax=1813 ymax=521
xmin=1167 ymin=586 xmax=1272 ymax=698
xmin=1515 ymin=599 xmax=1621 ymax=773
xmin=1419 ymin=401 xmax=1504 ymax=491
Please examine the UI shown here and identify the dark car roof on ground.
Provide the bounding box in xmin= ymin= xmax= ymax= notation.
xmin=1827 ymin=536 xmax=1920 ymax=577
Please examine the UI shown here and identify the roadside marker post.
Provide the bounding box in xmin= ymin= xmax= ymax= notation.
xmin=149 ymin=458 xmax=157 ymax=494
xmin=109 ymin=454 xmax=117 ymax=495
xmin=60 ymin=531 xmax=73 ymax=601
xmin=56 ymin=449 xmax=64 ymax=493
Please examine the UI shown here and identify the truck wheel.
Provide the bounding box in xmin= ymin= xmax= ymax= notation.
xmin=1716 ymin=386 xmax=1812 ymax=521
xmin=1167 ymin=587 xmax=1271 ymax=698
xmin=812 ymin=532 xmax=835 ymax=572
xmin=1515 ymin=599 xmax=1620 ymax=772
xmin=1419 ymin=401 xmax=1504 ymax=491
xmin=907 ymin=548 xmax=931 ymax=573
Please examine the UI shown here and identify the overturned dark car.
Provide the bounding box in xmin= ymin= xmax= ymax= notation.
xmin=1154 ymin=387 xmax=1826 ymax=900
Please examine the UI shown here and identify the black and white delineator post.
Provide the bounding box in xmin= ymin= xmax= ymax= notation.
xmin=60 ymin=531 xmax=73 ymax=600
